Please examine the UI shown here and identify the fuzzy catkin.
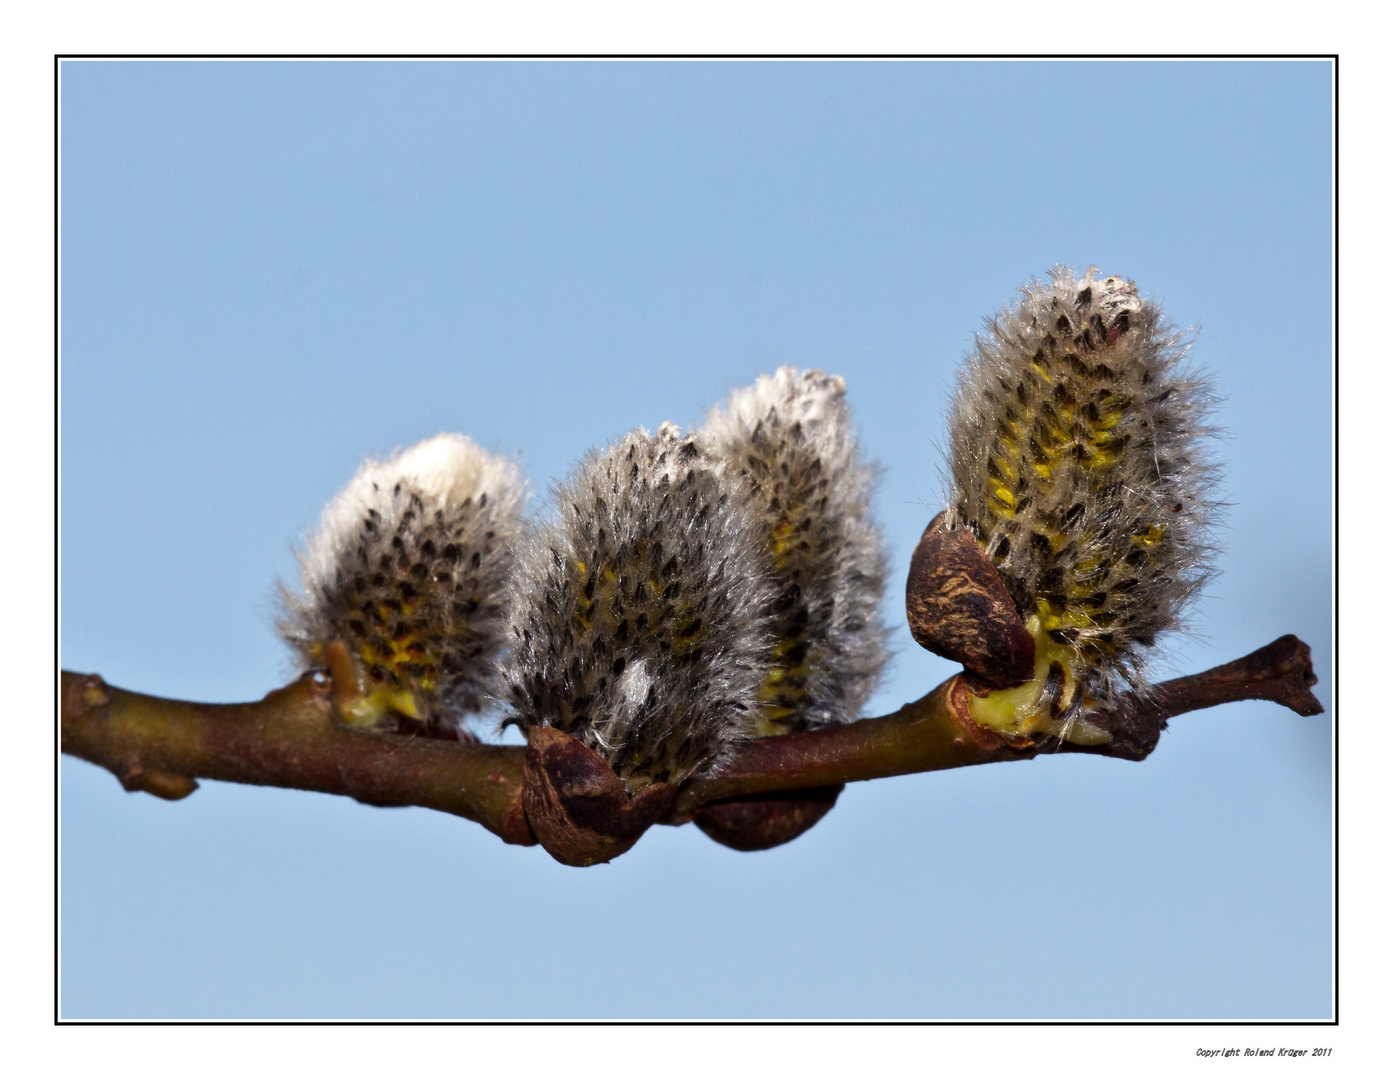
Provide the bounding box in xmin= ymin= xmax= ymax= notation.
xmin=279 ymin=433 xmax=526 ymax=732
xmin=947 ymin=267 xmax=1219 ymax=705
xmin=502 ymin=423 xmax=777 ymax=793
xmin=700 ymin=366 xmax=888 ymax=734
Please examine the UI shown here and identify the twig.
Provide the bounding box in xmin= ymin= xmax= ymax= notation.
xmin=671 ymin=633 xmax=1322 ymax=814
xmin=60 ymin=670 xmax=535 ymax=845
xmin=61 ymin=634 xmax=1321 ymax=859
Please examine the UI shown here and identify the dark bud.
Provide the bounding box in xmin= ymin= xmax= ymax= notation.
xmin=905 ymin=511 xmax=1036 ymax=689
xmin=522 ymin=726 xmax=677 ymax=866
xmin=693 ymin=785 xmax=843 ymax=852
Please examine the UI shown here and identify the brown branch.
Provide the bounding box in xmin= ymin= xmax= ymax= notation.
xmin=60 ymin=670 xmax=535 ymax=845
xmin=60 ymin=634 xmax=1322 ymax=860
xmin=670 ymin=633 xmax=1322 ymax=815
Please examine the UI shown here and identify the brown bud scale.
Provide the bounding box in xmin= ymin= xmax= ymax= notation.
xmin=906 ymin=511 xmax=1036 ymax=688
xmin=692 ymin=785 xmax=844 ymax=852
xmin=522 ymin=726 xmax=676 ymax=866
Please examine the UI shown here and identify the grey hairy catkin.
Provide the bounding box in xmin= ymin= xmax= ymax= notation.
xmin=279 ymin=433 xmax=526 ymax=733
xmin=502 ymin=423 xmax=776 ymax=793
xmin=947 ymin=267 xmax=1219 ymax=709
xmin=700 ymin=366 xmax=888 ymax=735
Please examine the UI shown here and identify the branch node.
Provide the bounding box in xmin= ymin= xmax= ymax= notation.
xmin=947 ymin=675 xmax=1038 ymax=751
xmin=522 ymin=726 xmax=675 ymax=866
xmin=64 ymin=673 xmax=111 ymax=717
xmin=502 ymin=794 xmax=537 ymax=847
xmin=120 ymin=763 xmax=200 ymax=801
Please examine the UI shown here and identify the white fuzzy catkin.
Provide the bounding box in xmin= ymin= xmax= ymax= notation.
xmin=947 ymin=267 xmax=1219 ymax=706
xmin=700 ymin=366 xmax=888 ymax=734
xmin=502 ymin=423 xmax=777 ymax=793
xmin=279 ymin=433 xmax=526 ymax=732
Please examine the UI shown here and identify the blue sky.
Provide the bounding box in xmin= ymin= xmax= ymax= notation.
xmin=59 ymin=59 xmax=1332 ymax=1019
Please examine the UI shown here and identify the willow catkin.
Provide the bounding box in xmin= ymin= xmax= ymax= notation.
xmin=502 ymin=423 xmax=777 ymax=794
xmin=700 ymin=366 xmax=888 ymax=736
xmin=278 ymin=433 xmax=526 ymax=734
xmin=946 ymin=267 xmax=1219 ymax=734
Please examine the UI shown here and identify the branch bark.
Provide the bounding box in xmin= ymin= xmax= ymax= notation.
xmin=61 ymin=634 xmax=1322 ymax=858
xmin=60 ymin=670 xmax=535 ymax=845
xmin=669 ymin=634 xmax=1322 ymax=814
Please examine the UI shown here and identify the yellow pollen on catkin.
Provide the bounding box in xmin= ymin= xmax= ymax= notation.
xmin=1035 ymin=596 xmax=1092 ymax=634
xmin=766 ymin=497 xmax=805 ymax=567
xmin=749 ymin=713 xmax=792 ymax=737
xmin=754 ymin=633 xmax=815 ymax=733
xmin=770 ymin=517 xmax=796 ymax=561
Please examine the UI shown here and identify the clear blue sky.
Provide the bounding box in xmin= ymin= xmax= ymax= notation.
xmin=60 ymin=59 xmax=1332 ymax=1019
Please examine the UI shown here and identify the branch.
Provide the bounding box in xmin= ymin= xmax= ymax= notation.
xmin=59 ymin=670 xmax=535 ymax=845
xmin=61 ymin=634 xmax=1321 ymax=861
xmin=670 ymin=634 xmax=1322 ymax=813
